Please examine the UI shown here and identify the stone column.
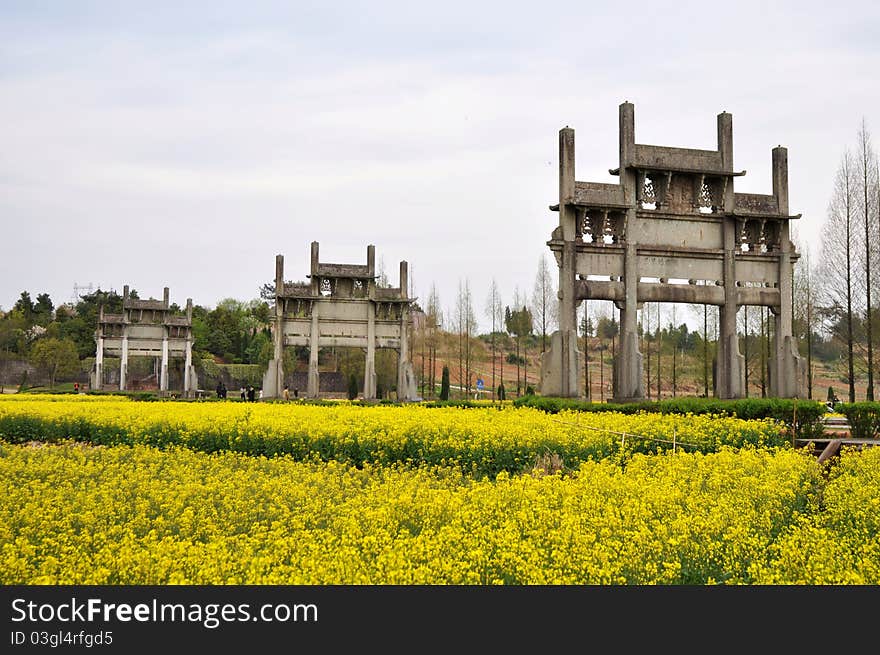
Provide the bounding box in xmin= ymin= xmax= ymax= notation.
xmin=119 ymin=327 xmax=128 ymax=391
xmin=612 ymin=102 xmax=644 ymax=401
xmin=307 ymin=309 xmax=320 ymax=398
xmin=717 ymin=217 xmax=745 ymax=398
xmin=614 ymin=241 xmax=644 ymax=401
xmin=94 ymin=333 xmax=104 ymax=391
xmin=717 ymin=112 xmax=733 ymax=173
xmin=397 ymin=304 xmax=414 ymax=401
xmin=262 ymin=256 xmax=285 ymax=398
xmin=770 ymin=146 xmax=804 ymax=397
xmin=540 ymin=126 xmax=581 ymax=397
xmin=714 ymin=112 xmax=744 ymax=399
xmin=160 ymin=332 xmax=169 ymax=392
xmin=184 ymin=335 xmax=193 ymax=396
xmin=364 ymin=302 xmax=377 ymax=400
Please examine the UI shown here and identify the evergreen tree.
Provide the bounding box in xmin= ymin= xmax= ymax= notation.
xmin=440 ymin=365 xmax=450 ymax=400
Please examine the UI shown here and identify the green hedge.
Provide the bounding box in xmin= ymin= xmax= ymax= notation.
xmin=513 ymin=395 xmax=826 ymax=440
xmin=836 ymin=402 xmax=880 ymax=439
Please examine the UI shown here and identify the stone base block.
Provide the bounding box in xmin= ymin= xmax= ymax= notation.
xmin=539 ymin=330 xmax=582 ymax=398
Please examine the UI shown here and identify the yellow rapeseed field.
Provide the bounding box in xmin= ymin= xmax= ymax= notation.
xmin=0 ymin=396 xmax=787 ymax=474
xmin=3 ymin=395 xmax=874 ymax=585
xmin=0 ymin=440 xmax=840 ymax=585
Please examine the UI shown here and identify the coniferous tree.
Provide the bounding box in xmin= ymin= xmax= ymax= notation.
xmin=440 ymin=365 xmax=450 ymax=400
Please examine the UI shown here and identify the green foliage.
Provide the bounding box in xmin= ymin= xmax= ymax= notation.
xmin=245 ymin=331 xmax=272 ymax=367
xmin=513 ymin=395 xmax=826 ymax=439
xmin=29 ymin=337 xmax=80 ymax=387
xmin=440 ymin=365 xmax=450 ymax=400
xmin=193 ymin=298 xmax=272 ymax=364
xmin=423 ymin=399 xmax=493 ymax=408
xmin=63 ymin=289 xmax=126 ymax=358
xmin=347 ymin=373 xmax=359 ymax=400
xmin=504 ymin=305 xmax=533 ymax=338
xmin=13 ymin=292 xmax=35 ymax=322
xmin=596 ymin=315 xmax=619 ymax=340
xmin=827 ymin=386 xmax=839 ymax=404
xmin=33 ymin=293 xmax=54 ymax=327
xmin=837 ymin=402 xmax=880 ymax=439
xmin=0 ymin=310 xmax=28 ymax=355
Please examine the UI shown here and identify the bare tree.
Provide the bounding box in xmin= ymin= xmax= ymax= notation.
xmin=506 ymin=287 xmax=531 ymax=396
xmin=485 ymin=279 xmax=503 ymax=400
xmin=454 ymin=279 xmax=477 ymax=398
xmin=655 ymin=302 xmax=662 ymax=399
xmin=856 ymin=120 xmax=879 ymax=399
xmin=689 ymin=295 xmax=717 ymax=397
xmin=642 ymin=303 xmax=652 ymax=399
xmin=818 ymin=150 xmax=861 ymax=402
xmin=792 ymin=231 xmax=818 ymax=399
xmin=426 ymin=284 xmax=442 ymax=398
xmin=455 ymin=280 xmax=465 ymax=399
xmin=740 ymin=305 xmax=750 ymax=397
xmin=531 ymin=254 xmax=557 ymax=354
xmin=464 ymin=280 xmax=476 ymax=397
xmin=580 ymin=301 xmax=593 ymax=401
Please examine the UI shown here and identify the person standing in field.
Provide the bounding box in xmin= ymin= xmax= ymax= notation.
xmin=283 ymin=385 xmax=290 ymax=401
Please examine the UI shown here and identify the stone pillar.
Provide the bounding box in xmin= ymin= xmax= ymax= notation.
xmin=364 ymin=302 xmax=377 ymax=400
xmin=397 ymin=302 xmax=418 ymax=401
xmin=184 ymin=299 xmax=197 ymax=397
xmin=612 ymin=102 xmax=644 ymax=402
xmin=717 ymin=112 xmax=733 ymax=173
xmin=367 ymin=244 xmax=376 ymax=278
xmin=119 ymin=327 xmax=128 ymax=391
xmin=770 ymin=146 xmax=804 ymax=397
xmin=772 ymin=146 xmax=789 ymax=217
xmin=540 ymin=126 xmax=582 ymax=398
xmin=717 ymin=216 xmax=745 ymax=398
xmin=310 ymin=242 xmax=321 ymax=295
xmin=307 ymin=310 xmax=320 ymax=398
xmin=94 ymin=333 xmax=104 ymax=391
xmin=614 ymin=241 xmax=644 ymax=401
xmin=715 ymin=112 xmax=744 ymax=399
xmin=262 ymin=256 xmax=285 ymax=398
xmin=160 ymin=332 xmax=169 ymax=392
xmin=183 ymin=334 xmax=195 ymax=398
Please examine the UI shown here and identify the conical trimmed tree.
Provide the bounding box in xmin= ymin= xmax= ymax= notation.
xmin=440 ymin=365 xmax=450 ymax=400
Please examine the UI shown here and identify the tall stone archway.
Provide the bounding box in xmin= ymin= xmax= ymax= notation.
xmin=541 ymin=102 xmax=806 ymax=400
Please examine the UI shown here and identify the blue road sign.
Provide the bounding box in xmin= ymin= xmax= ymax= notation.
xmin=476 ymin=378 xmax=484 ymax=390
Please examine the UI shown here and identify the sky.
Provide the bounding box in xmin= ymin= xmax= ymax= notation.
xmin=2 ymin=1 xmax=879 ymax=332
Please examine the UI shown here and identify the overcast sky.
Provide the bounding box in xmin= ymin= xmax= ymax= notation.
xmin=2 ymin=1 xmax=878 ymax=331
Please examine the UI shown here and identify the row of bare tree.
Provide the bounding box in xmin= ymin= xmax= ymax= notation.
xmin=813 ymin=120 xmax=879 ymax=402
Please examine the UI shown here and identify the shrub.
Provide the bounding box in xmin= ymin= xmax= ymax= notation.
xmin=837 ymin=402 xmax=880 ymax=439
